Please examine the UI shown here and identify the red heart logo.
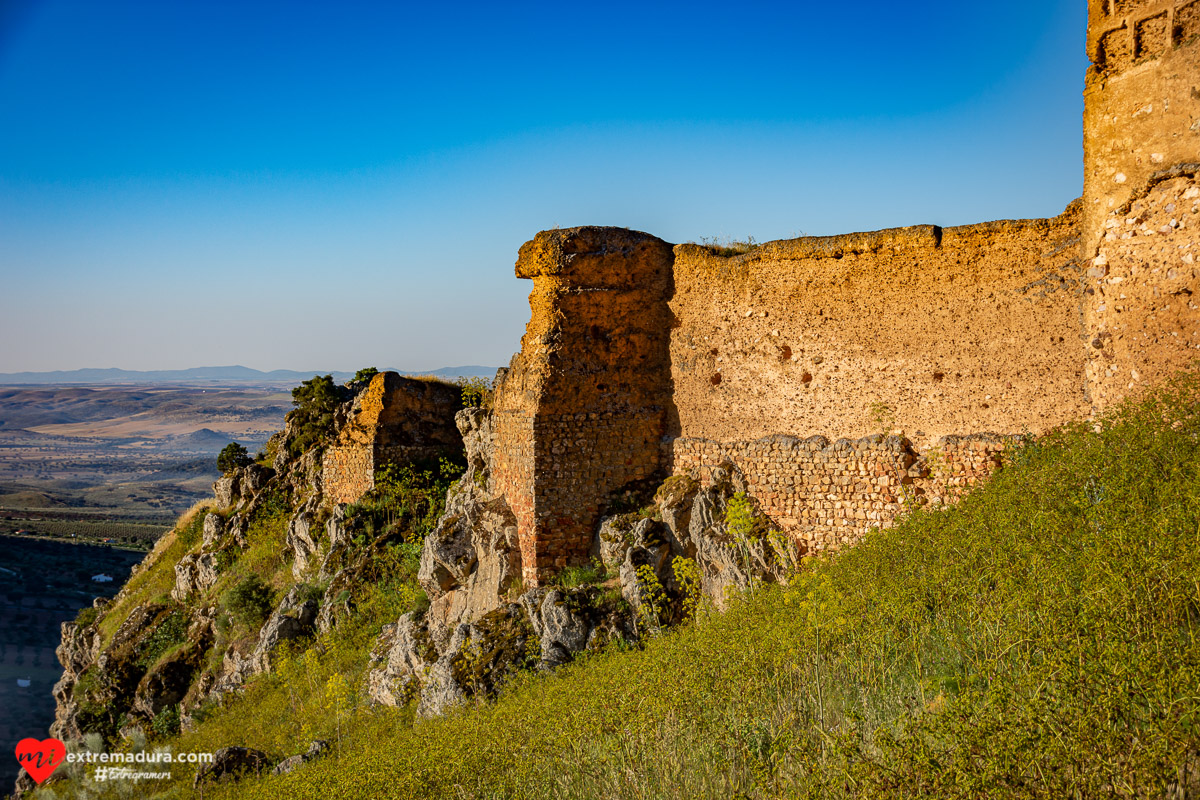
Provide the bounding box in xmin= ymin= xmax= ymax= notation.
xmin=15 ymin=738 xmax=66 ymax=784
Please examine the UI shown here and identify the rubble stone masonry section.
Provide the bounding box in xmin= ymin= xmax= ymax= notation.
xmin=668 ymin=434 xmax=1007 ymax=553
xmin=669 ymin=209 xmax=1089 ymax=451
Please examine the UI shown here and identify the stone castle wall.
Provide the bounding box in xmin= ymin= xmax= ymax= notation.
xmin=368 ymin=3 xmax=1199 ymax=585
xmin=477 ymin=4 xmax=1198 ymax=584
xmin=667 ymin=434 xmax=1007 ymax=553
xmin=321 ymin=372 xmax=463 ymax=505
xmin=669 ymin=208 xmax=1089 ymax=450
xmin=1083 ymin=0 xmax=1200 ymax=409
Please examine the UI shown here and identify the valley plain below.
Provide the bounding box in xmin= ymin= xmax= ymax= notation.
xmin=0 ymin=383 xmax=292 ymax=544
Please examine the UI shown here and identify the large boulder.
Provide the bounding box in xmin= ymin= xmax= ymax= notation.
xmin=271 ymin=740 xmax=330 ymax=776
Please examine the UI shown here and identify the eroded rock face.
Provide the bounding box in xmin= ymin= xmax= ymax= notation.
xmin=171 ymin=552 xmax=219 ymax=602
xmin=249 ymin=585 xmax=319 ymax=674
xmin=367 ymin=584 xmax=636 ymax=715
xmin=598 ymin=466 xmax=795 ymax=616
xmin=213 ymin=464 xmax=275 ymax=511
xmin=286 ymin=503 xmax=321 ymax=580
xmin=417 ymin=476 xmax=522 ymax=648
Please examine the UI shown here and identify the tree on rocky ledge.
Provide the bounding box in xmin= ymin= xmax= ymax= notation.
xmin=217 ymin=442 xmax=252 ymax=474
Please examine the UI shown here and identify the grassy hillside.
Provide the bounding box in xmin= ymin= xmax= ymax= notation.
xmin=44 ymin=373 xmax=1200 ymax=799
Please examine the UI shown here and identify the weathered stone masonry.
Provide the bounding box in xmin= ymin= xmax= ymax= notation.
xmin=481 ymin=2 xmax=1200 ymax=583
xmin=322 ymin=372 xmax=463 ymax=504
xmin=668 ymin=434 xmax=1007 ymax=553
xmin=490 ymin=228 xmax=675 ymax=583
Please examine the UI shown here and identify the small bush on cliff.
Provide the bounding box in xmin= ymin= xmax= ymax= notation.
xmin=351 ymin=366 xmax=378 ymax=386
xmin=150 ymin=704 xmax=181 ymax=738
xmin=136 ymin=608 xmax=188 ymax=668
xmin=555 ymin=559 xmax=608 ymax=588
xmin=455 ymin=375 xmax=493 ymax=410
xmin=287 ymin=374 xmax=347 ymax=458
xmin=217 ymin=441 xmax=252 ymax=475
xmin=73 ymin=606 xmax=98 ymax=629
xmin=223 ymin=575 xmax=274 ymax=628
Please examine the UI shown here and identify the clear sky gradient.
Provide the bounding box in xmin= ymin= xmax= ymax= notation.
xmin=0 ymin=0 xmax=1088 ymax=374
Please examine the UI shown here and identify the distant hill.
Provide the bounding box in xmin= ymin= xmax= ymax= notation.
xmin=0 ymin=365 xmax=499 ymax=386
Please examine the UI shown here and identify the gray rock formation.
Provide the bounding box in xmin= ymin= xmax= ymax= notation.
xmin=417 ymin=465 xmax=521 ymax=648
xmin=271 ymin=739 xmax=330 ymax=776
xmin=170 ymin=552 xmax=219 ymax=602
xmin=286 ymin=503 xmax=322 ymax=580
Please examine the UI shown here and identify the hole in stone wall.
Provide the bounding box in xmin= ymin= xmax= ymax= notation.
xmin=710 ymin=347 xmax=719 ymax=356
xmin=1136 ymin=12 xmax=1169 ymax=58
xmin=710 ymin=373 xmax=722 ymax=386
xmin=801 ymin=371 xmax=813 ymax=385
xmin=1100 ymin=26 xmax=1133 ymax=71
xmin=780 ymin=345 xmax=792 ymax=361
xmin=932 ymin=371 xmax=945 ymax=382
xmin=1177 ymin=1 xmax=1200 ymax=43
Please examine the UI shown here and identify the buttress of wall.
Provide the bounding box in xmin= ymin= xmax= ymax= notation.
xmin=668 ymin=205 xmax=1089 ymax=450
xmin=1083 ymin=0 xmax=1200 ymax=410
xmin=322 ymin=372 xmax=463 ymax=505
xmin=490 ymin=227 xmax=675 ymax=584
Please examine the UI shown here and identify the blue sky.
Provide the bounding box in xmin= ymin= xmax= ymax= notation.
xmin=0 ymin=0 xmax=1088 ymax=373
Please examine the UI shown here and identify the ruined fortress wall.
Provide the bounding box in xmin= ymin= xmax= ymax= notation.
xmin=669 ymin=434 xmax=1006 ymax=552
xmin=321 ymin=372 xmax=463 ymax=505
xmin=491 ymin=228 xmax=675 ymax=583
xmin=668 ymin=207 xmax=1090 ymax=450
xmin=1083 ymin=0 xmax=1200 ymax=409
xmin=475 ymin=1 xmax=1200 ymax=582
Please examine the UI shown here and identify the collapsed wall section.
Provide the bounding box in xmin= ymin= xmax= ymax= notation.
xmin=1084 ymin=0 xmax=1200 ymax=410
xmin=490 ymin=227 xmax=675 ymax=584
xmin=669 ymin=207 xmax=1089 ymax=450
xmin=322 ymin=372 xmax=464 ymax=505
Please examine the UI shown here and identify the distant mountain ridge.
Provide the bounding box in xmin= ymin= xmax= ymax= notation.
xmin=0 ymin=365 xmax=499 ymax=386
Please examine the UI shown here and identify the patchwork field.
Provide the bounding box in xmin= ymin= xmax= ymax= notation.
xmin=0 ymin=384 xmax=290 ymax=517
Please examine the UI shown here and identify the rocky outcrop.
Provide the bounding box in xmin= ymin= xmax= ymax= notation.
xmin=417 ymin=414 xmax=522 ymax=646
xmin=193 ymin=746 xmax=271 ymax=788
xmin=249 ymin=585 xmax=319 ymax=673
xmin=286 ymin=500 xmax=322 ymax=580
xmin=170 ymin=552 xmax=219 ymax=602
xmin=271 ymin=740 xmax=330 ymax=776
xmin=214 ymin=464 xmax=274 ymax=511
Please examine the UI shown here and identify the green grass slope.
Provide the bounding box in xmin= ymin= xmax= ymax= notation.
xmin=56 ymin=374 xmax=1200 ymax=799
